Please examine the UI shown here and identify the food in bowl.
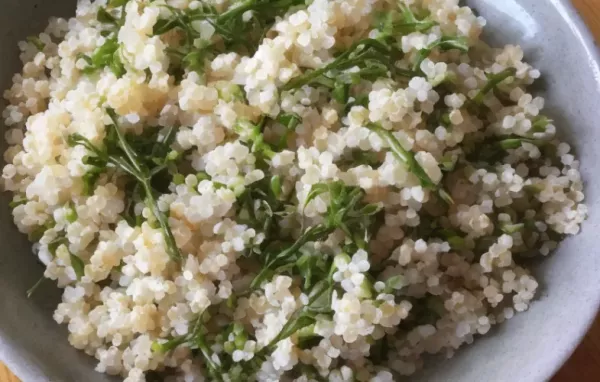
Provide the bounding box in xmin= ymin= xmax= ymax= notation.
xmin=0 ymin=0 xmax=587 ymax=380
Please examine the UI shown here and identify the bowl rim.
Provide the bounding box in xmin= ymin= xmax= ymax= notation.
xmin=537 ymin=0 xmax=600 ymax=379
xmin=1 ymin=1 xmax=600 ymax=381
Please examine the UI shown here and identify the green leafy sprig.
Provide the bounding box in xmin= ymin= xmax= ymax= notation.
xmin=283 ymin=38 xmax=414 ymax=91
xmin=367 ymin=123 xmax=453 ymax=204
xmin=68 ymin=108 xmax=182 ymax=262
xmin=471 ymin=67 xmax=518 ymax=106
xmin=250 ymin=181 xmax=382 ymax=288
xmin=413 ymin=36 xmax=469 ymax=72
xmin=78 ymin=37 xmax=126 ymax=77
xmin=154 ymin=0 xmax=304 ymax=75
xmin=376 ymin=2 xmax=438 ymax=40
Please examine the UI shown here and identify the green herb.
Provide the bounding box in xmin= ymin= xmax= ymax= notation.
xmin=295 ymin=247 xmax=330 ymax=290
xmin=65 ymin=202 xmax=78 ymax=223
xmin=155 ymin=0 xmax=304 ymax=76
xmin=524 ymin=183 xmax=544 ymax=194
xmin=367 ymin=123 xmax=434 ymax=188
xmin=79 ymin=37 xmax=125 ymax=77
xmin=26 ymin=36 xmax=45 ymax=51
xmin=438 ymin=228 xmax=467 ymax=250
xmin=413 ymin=36 xmax=469 ymax=72
xmin=376 ymin=3 xmax=437 ymax=39
xmin=273 ymin=112 xmax=301 ymax=149
xmin=286 ymin=2 xmax=434 ymax=93
xmin=269 ymin=175 xmax=282 ymax=200
xmin=500 ymin=222 xmax=525 ymax=234
xmin=233 ymin=118 xmax=277 ymax=159
xmin=367 ymin=123 xmax=453 ymax=204
xmin=108 ymin=0 xmax=129 ymax=7
xmin=153 ymin=313 xmax=224 ymax=381
xmin=236 ymin=175 xmax=291 ymax=259
xmin=247 ymin=274 xmax=336 ymax=373
xmin=283 ymin=38 xmax=413 ymax=91
xmin=383 ymin=275 xmax=405 ymax=293
xmin=498 ymin=137 xmax=542 ymax=150
xmin=28 ymin=220 xmax=56 ymax=242
xmin=97 ymin=7 xmax=117 ymax=25
xmin=68 ymin=109 xmax=182 ymax=262
xmin=26 ymin=276 xmax=46 ymax=298
xmin=440 ymin=153 xmax=457 ymax=172
xmin=9 ymin=198 xmax=27 ymax=208
xmin=531 ymin=115 xmax=553 ymax=133
xmin=70 ymin=252 xmax=85 ymax=280
xmin=251 ymin=181 xmax=381 ymax=288
xmin=215 ymin=82 xmax=246 ymax=103
xmin=471 ymin=68 xmax=517 ymax=105
xmin=172 ymin=173 xmax=185 ymax=185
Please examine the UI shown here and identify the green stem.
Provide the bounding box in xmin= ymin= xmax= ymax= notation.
xmin=26 ymin=276 xmax=46 ymax=298
xmin=367 ymin=123 xmax=435 ymax=189
xmin=268 ymin=286 xmax=327 ymax=348
xmin=472 ymin=68 xmax=517 ymax=105
xmin=367 ymin=124 xmax=454 ymax=204
xmin=142 ymin=182 xmax=182 ymax=262
xmin=106 ymin=109 xmax=182 ymax=262
xmin=250 ymin=224 xmax=333 ymax=288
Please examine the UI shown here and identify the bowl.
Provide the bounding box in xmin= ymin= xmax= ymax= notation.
xmin=0 ymin=1 xmax=599 ymax=381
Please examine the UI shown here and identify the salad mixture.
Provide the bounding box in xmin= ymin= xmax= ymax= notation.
xmin=1 ymin=0 xmax=587 ymax=381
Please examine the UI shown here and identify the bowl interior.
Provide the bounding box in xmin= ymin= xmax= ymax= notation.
xmin=0 ymin=1 xmax=598 ymax=382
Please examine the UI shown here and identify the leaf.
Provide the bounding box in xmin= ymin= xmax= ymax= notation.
xmin=153 ymin=18 xmax=181 ymax=36
xmin=524 ymin=183 xmax=544 ymax=194
xmin=472 ymin=68 xmax=517 ymax=105
xmin=82 ymin=170 xmax=103 ymax=196
xmin=79 ymin=38 xmax=123 ymax=76
xmin=438 ymin=188 xmax=455 ymax=205
xmin=296 ymin=253 xmax=314 ymax=290
xmin=26 ymin=36 xmax=45 ymax=51
xmin=357 ymin=203 xmax=383 ymax=217
xmin=277 ymin=112 xmax=301 ymax=130
xmin=151 ymin=336 xmax=187 ymax=354
xmin=440 ymin=154 xmax=457 ymax=172
xmin=277 ymin=314 xmax=316 ymax=342
xmin=108 ymin=0 xmax=129 ymax=8
xmin=283 ymin=37 xmax=409 ymax=91
xmin=70 ymin=252 xmax=85 ymax=280
xmin=500 ymin=223 xmax=525 ymax=234
xmin=498 ymin=137 xmax=540 ymax=150
xmin=376 ymin=3 xmax=437 ymax=38
xmin=97 ymin=7 xmax=117 ymax=24
xmin=413 ymin=36 xmax=470 ymax=72
xmin=270 ymin=175 xmax=282 ymax=199
xmin=447 ymin=235 xmax=466 ymax=250
xmin=215 ymin=82 xmax=246 ymax=103
xmin=66 ymin=202 xmax=78 ymax=223
xmin=173 ymin=173 xmax=185 ymax=185
xmin=531 ymin=115 xmax=553 ymax=133
xmin=384 ymin=275 xmax=405 ymax=293
xmin=110 ymin=50 xmax=126 ymax=77
xmin=296 ymin=250 xmax=329 ymax=290
xmin=332 ymin=81 xmax=350 ymax=103
xmin=9 ymin=198 xmax=26 ymax=208
xmin=233 ymin=118 xmax=276 ymax=160
xmin=303 ymin=183 xmax=329 ymax=211
xmin=367 ymin=124 xmax=435 ymax=189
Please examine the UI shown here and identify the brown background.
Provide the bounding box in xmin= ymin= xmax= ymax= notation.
xmin=1 ymin=0 xmax=600 ymax=381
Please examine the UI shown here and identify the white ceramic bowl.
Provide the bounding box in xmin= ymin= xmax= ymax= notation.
xmin=0 ymin=1 xmax=598 ymax=381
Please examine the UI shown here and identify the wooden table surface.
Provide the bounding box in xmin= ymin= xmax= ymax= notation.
xmin=1 ymin=0 xmax=600 ymax=381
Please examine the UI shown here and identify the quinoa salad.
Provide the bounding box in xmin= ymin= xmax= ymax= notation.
xmin=0 ymin=0 xmax=588 ymax=381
